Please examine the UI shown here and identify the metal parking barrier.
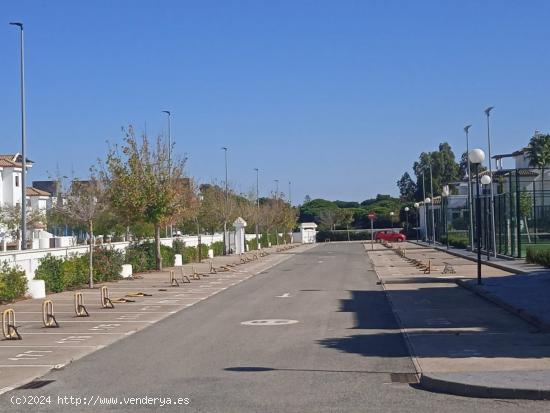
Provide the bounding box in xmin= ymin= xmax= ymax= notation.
xmin=170 ymin=270 xmax=180 ymax=287
xmin=209 ymin=260 xmax=217 ymax=274
xmin=442 ymin=263 xmax=456 ymax=274
xmin=2 ymin=309 xmax=21 ymax=340
xmin=74 ymin=292 xmax=89 ymax=317
xmin=111 ymin=297 xmax=135 ymax=303
xmin=179 ymin=268 xmax=191 ymax=283
xmin=101 ymin=286 xmax=115 ymax=308
xmin=42 ymin=300 xmax=59 ymax=328
xmin=126 ymin=292 xmax=153 ymax=297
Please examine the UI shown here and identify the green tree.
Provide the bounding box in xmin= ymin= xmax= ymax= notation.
xmin=396 ymin=172 xmax=417 ymax=202
xmin=102 ymin=127 xmax=194 ymax=271
xmin=56 ymin=176 xmax=106 ymax=288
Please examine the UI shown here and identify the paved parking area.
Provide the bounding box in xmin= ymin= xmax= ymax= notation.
xmin=0 ymin=244 xmax=308 ymax=392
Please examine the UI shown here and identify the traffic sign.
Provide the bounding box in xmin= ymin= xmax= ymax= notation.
xmin=368 ymin=212 xmax=376 ymax=220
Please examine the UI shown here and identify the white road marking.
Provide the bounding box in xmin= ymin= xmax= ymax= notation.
xmin=276 ymin=293 xmax=291 ymax=298
xmin=241 ymin=319 xmax=299 ymax=326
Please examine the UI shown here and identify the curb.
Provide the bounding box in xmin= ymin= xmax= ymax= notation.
xmin=408 ymin=241 xmax=527 ymax=275
xmin=455 ymin=279 xmax=550 ymax=332
xmin=420 ymin=373 xmax=550 ymax=400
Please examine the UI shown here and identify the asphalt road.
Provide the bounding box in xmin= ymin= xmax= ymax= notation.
xmin=0 ymin=243 xmax=547 ymax=412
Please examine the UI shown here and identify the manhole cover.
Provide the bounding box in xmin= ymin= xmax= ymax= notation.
xmin=241 ymin=319 xmax=299 ymax=326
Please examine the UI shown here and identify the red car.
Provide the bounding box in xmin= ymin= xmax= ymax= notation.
xmin=375 ymin=230 xmax=406 ymax=242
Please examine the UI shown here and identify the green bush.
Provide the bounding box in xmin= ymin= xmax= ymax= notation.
xmin=247 ymin=238 xmax=259 ymax=251
xmin=35 ymin=255 xmax=66 ymax=293
xmin=526 ymin=246 xmax=550 ymax=267
xmin=161 ymin=244 xmax=175 ymax=267
xmin=441 ymin=232 xmax=469 ymax=249
xmin=0 ymin=262 xmax=27 ymax=302
xmin=125 ymin=242 xmax=175 ymax=272
xmin=90 ymin=247 xmax=124 ymax=282
xmin=211 ymin=241 xmax=224 ymax=256
xmin=61 ymin=254 xmax=88 ymax=288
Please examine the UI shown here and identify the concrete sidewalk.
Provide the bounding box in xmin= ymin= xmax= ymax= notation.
xmin=0 ymin=243 xmax=309 ymax=393
xmin=366 ymin=242 xmax=550 ymax=400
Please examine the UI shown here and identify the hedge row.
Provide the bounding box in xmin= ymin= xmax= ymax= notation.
xmin=526 ymin=246 xmax=550 ymax=267
xmin=35 ymin=248 xmax=124 ymax=293
xmin=441 ymin=232 xmax=469 ymax=249
xmin=0 ymin=262 xmax=27 ymax=302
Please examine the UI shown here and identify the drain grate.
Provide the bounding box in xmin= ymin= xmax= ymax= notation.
xmin=17 ymin=380 xmax=55 ymax=390
xmin=390 ymin=373 xmax=419 ymax=384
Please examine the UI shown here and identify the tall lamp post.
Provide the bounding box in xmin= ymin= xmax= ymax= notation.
xmin=10 ymin=22 xmax=27 ymax=250
xmin=424 ymin=198 xmax=432 ymax=244
xmin=404 ymin=207 xmax=410 ymax=237
xmin=196 ymin=193 xmax=203 ymax=262
xmin=254 ymin=168 xmax=260 ymax=250
xmin=162 ymin=110 xmax=172 ymax=237
xmin=222 ymin=147 xmax=228 ymax=255
xmin=414 ymin=202 xmax=420 ymax=242
xmin=442 ymin=185 xmax=450 ymax=249
xmin=469 ymin=148 xmax=486 ymax=285
xmin=464 ymin=125 xmax=475 ymax=250
xmin=389 ymin=212 xmax=395 ymax=230
xmin=429 ymin=162 xmax=436 ymax=244
xmin=481 ymin=175 xmax=493 ymax=260
xmin=484 ymin=106 xmax=497 ymax=257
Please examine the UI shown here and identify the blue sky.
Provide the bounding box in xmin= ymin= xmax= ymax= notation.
xmin=1 ymin=1 xmax=549 ymax=204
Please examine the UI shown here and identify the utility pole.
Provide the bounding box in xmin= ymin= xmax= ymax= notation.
xmin=222 ymin=147 xmax=228 ymax=255
xmin=10 ymin=22 xmax=27 ymax=250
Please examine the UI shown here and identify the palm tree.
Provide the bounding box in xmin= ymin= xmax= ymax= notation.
xmin=526 ymin=134 xmax=550 ymax=207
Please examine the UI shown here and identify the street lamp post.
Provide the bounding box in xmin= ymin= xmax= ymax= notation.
xmin=442 ymin=185 xmax=450 ymax=249
xmin=404 ymin=207 xmax=410 ymax=237
xmin=481 ymin=175 xmax=492 ymax=260
xmin=429 ymin=162 xmax=436 ymax=244
xmin=424 ymin=197 xmax=432 ymax=244
xmin=162 ymin=110 xmax=172 ymax=237
xmin=254 ymin=168 xmax=260 ymax=250
xmin=222 ymin=147 xmax=228 ymax=255
xmin=469 ymin=148 xmax=486 ymax=285
xmin=421 ymin=172 xmax=427 ymax=242
xmin=389 ymin=212 xmax=394 ymax=230
xmin=414 ymin=202 xmax=420 ymax=242
xmin=196 ymin=194 xmax=203 ymax=262
xmin=484 ymin=106 xmax=497 ymax=257
xmin=10 ymin=22 xmax=27 ymax=250
xmin=464 ymin=125 xmax=475 ymax=250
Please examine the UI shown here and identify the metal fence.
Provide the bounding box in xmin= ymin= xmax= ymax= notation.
xmin=429 ymin=168 xmax=550 ymax=258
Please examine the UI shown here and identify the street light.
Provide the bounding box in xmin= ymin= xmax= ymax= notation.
xmin=469 ymin=148 xmax=485 ymax=285
xmin=484 ymin=106 xmax=497 ymax=257
xmin=429 ymin=162 xmax=436 ymax=244
xmin=254 ymin=168 xmax=260 ymax=250
xmin=424 ymin=197 xmax=432 ymax=244
xmin=442 ymin=186 xmax=450 ymax=249
xmin=404 ymin=207 xmax=410 ymax=237
xmin=222 ymin=147 xmax=228 ymax=255
xmin=196 ymin=193 xmax=204 ymax=262
xmin=10 ymin=22 xmax=27 ymax=250
xmin=389 ymin=211 xmax=395 ymax=229
xmin=162 ymin=110 xmax=172 ymax=237
xmin=414 ymin=202 xmax=420 ymax=242
xmin=481 ymin=174 xmax=493 ymax=261
xmin=274 ymin=179 xmax=279 ymax=197
xmin=464 ymin=124 xmax=475 ymax=250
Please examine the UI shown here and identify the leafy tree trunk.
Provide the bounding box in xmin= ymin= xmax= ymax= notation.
xmin=155 ymin=223 xmax=162 ymax=271
xmin=89 ymin=220 xmax=94 ymax=288
xmin=542 ymin=167 xmax=545 ymax=208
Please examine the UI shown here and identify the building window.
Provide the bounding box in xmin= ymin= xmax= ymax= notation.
xmin=15 ymin=175 xmax=20 ymax=187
